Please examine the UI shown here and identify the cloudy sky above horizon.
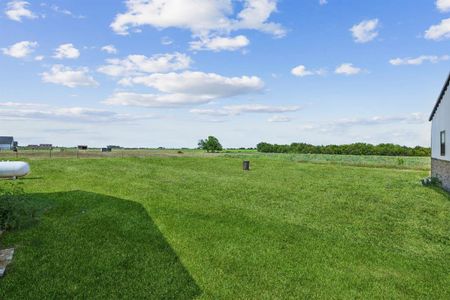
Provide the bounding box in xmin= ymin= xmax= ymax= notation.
xmin=0 ymin=0 xmax=449 ymax=148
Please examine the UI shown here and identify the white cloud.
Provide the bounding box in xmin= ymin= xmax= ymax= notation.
xmin=350 ymin=19 xmax=379 ymax=43
xmin=190 ymin=35 xmax=249 ymax=51
xmin=1 ymin=41 xmax=38 ymax=58
xmin=48 ymin=4 xmax=85 ymax=19
xmin=161 ymin=36 xmax=173 ymax=45
xmin=41 ymin=65 xmax=98 ymax=88
xmin=328 ymin=113 xmax=426 ymax=128
xmin=0 ymin=102 xmax=46 ymax=108
xmin=335 ymin=63 xmax=362 ymax=75
xmin=389 ymin=55 xmax=449 ymax=66
xmin=224 ymin=104 xmax=300 ymax=114
xmin=191 ymin=104 xmax=300 ymax=116
xmin=425 ymin=18 xmax=450 ymax=40
xmin=120 ymin=71 xmax=264 ymax=97
xmin=0 ymin=103 xmax=149 ymax=122
xmin=110 ymin=0 xmax=285 ymax=38
xmin=103 ymin=92 xmax=208 ymax=107
xmin=101 ymin=45 xmax=118 ymax=54
xmin=291 ymin=65 xmax=326 ymax=77
xmin=5 ymin=0 xmax=37 ymax=22
xmin=437 ymin=0 xmax=450 ymax=12
xmin=233 ymin=0 xmax=285 ymax=37
xmin=319 ymin=0 xmax=328 ymax=5
xmin=105 ymin=71 xmax=264 ymax=107
xmin=53 ymin=43 xmax=80 ymax=59
xmin=34 ymin=55 xmax=44 ymax=61
xmin=268 ymin=115 xmax=291 ymax=122
xmin=98 ymin=52 xmax=191 ymax=77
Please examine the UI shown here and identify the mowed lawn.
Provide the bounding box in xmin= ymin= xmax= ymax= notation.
xmin=0 ymin=156 xmax=449 ymax=299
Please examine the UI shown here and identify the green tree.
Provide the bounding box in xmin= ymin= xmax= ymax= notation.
xmin=198 ymin=136 xmax=223 ymax=153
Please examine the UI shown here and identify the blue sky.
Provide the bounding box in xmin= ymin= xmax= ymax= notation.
xmin=0 ymin=0 xmax=449 ymax=148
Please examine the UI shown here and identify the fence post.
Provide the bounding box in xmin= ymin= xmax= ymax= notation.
xmin=77 ymin=149 xmax=79 ymax=159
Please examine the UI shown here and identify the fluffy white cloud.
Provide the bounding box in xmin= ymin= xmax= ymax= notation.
xmin=54 ymin=43 xmax=80 ymax=59
xmin=437 ymin=0 xmax=450 ymax=12
xmin=34 ymin=55 xmax=44 ymax=61
xmin=98 ymin=52 xmax=191 ymax=77
xmin=319 ymin=0 xmax=327 ymax=5
xmin=41 ymin=65 xmax=98 ymax=88
xmin=105 ymin=71 xmax=264 ymax=107
xmin=101 ymin=45 xmax=118 ymax=54
xmin=389 ymin=55 xmax=449 ymax=66
xmin=103 ymin=92 xmax=208 ymax=107
xmin=110 ymin=0 xmax=285 ymax=37
xmin=5 ymin=0 xmax=36 ymax=21
xmin=350 ymin=19 xmax=379 ymax=43
xmin=1 ymin=41 xmax=38 ymax=58
xmin=190 ymin=35 xmax=249 ymax=51
xmin=120 ymin=71 xmax=264 ymax=97
xmin=328 ymin=113 xmax=426 ymax=127
xmin=233 ymin=0 xmax=285 ymax=37
xmin=335 ymin=63 xmax=362 ymax=75
xmin=425 ymin=18 xmax=450 ymax=40
xmin=268 ymin=115 xmax=291 ymax=122
xmin=291 ymin=65 xmax=326 ymax=77
xmin=0 ymin=103 xmax=149 ymax=122
xmin=191 ymin=104 xmax=300 ymax=116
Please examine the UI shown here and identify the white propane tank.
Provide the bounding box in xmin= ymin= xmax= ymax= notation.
xmin=0 ymin=161 xmax=30 ymax=179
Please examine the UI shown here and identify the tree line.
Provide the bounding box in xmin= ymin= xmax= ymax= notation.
xmin=256 ymin=142 xmax=430 ymax=157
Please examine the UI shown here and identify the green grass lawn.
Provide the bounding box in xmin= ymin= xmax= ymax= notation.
xmin=222 ymin=152 xmax=430 ymax=170
xmin=0 ymin=156 xmax=449 ymax=299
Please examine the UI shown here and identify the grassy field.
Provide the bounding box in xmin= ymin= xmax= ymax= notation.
xmin=0 ymin=155 xmax=449 ymax=299
xmin=1 ymin=149 xmax=431 ymax=170
xmin=222 ymin=152 xmax=430 ymax=170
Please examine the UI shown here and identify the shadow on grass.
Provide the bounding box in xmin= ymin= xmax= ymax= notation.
xmin=425 ymin=185 xmax=450 ymax=200
xmin=0 ymin=191 xmax=201 ymax=299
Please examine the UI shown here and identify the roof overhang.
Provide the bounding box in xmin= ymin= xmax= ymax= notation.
xmin=429 ymin=72 xmax=450 ymax=122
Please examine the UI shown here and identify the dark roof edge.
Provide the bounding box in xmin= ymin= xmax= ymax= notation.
xmin=429 ymin=72 xmax=450 ymax=121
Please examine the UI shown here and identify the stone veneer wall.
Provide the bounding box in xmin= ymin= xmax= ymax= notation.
xmin=431 ymin=158 xmax=450 ymax=191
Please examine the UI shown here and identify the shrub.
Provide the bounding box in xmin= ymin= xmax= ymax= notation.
xmin=0 ymin=183 xmax=36 ymax=231
xmin=421 ymin=177 xmax=441 ymax=187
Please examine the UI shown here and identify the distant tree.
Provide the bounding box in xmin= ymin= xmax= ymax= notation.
xmin=198 ymin=136 xmax=223 ymax=153
xmin=256 ymin=142 xmax=431 ymax=157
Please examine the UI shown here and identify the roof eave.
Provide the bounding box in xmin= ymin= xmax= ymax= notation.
xmin=429 ymin=72 xmax=450 ymax=122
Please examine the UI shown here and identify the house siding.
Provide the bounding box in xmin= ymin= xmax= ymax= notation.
xmin=0 ymin=144 xmax=12 ymax=150
xmin=431 ymin=82 xmax=450 ymax=160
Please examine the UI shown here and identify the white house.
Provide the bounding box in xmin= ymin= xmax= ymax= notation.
xmin=0 ymin=136 xmax=14 ymax=150
xmin=429 ymin=73 xmax=450 ymax=190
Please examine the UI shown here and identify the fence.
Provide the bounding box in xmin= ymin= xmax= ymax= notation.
xmin=0 ymin=149 xmax=207 ymax=160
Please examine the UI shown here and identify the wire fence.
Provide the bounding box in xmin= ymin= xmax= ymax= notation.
xmin=0 ymin=149 xmax=209 ymax=160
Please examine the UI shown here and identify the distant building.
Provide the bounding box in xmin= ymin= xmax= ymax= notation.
xmin=78 ymin=145 xmax=88 ymax=150
xmin=0 ymin=136 xmax=14 ymax=150
xmin=430 ymin=72 xmax=450 ymax=190
xmin=39 ymin=144 xmax=53 ymax=148
xmin=101 ymin=147 xmax=112 ymax=152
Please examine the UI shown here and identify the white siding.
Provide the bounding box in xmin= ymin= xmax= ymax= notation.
xmin=0 ymin=144 xmax=12 ymax=150
xmin=431 ymin=86 xmax=450 ymax=160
